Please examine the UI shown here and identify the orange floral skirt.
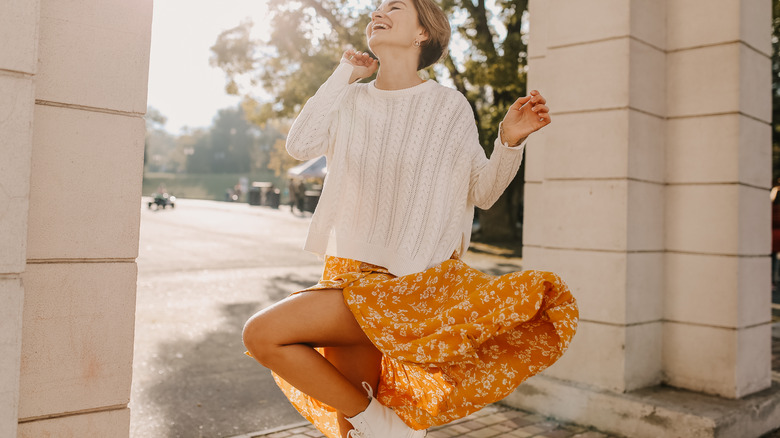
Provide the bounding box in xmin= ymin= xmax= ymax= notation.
xmin=271 ymin=255 xmax=578 ymax=438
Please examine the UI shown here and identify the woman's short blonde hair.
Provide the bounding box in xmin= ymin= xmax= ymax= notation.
xmin=411 ymin=0 xmax=450 ymax=70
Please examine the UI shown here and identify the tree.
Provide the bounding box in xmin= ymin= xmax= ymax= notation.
xmin=182 ymin=106 xmax=265 ymax=174
xmin=211 ymin=0 xmax=530 ymax=241
xmin=209 ymin=106 xmax=254 ymax=173
xmin=182 ymin=127 xmax=212 ymax=173
xmin=441 ymin=0 xmax=529 ymax=242
xmin=210 ymin=1 xmax=372 ymax=124
xmin=144 ymin=107 xmax=180 ymax=172
xmin=257 ymin=120 xmax=297 ymax=177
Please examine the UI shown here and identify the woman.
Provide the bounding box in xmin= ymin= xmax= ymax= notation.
xmin=242 ymin=1 xmax=578 ymax=437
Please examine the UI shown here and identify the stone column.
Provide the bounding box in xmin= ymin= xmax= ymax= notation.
xmin=521 ymin=0 xmax=667 ymax=394
xmin=0 ymin=1 xmax=40 ymax=437
xmin=663 ymin=0 xmax=772 ymax=399
xmin=506 ymin=1 xmax=779 ymax=437
xmin=12 ymin=0 xmax=153 ymax=436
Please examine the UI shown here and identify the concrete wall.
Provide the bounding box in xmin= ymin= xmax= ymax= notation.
xmin=0 ymin=0 xmax=152 ymax=436
xmin=522 ymin=0 xmax=772 ymax=399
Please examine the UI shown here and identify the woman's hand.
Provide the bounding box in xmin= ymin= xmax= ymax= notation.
xmin=342 ymin=48 xmax=378 ymax=83
xmin=500 ymin=90 xmax=551 ymax=147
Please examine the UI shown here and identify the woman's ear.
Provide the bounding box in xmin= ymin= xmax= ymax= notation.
xmin=417 ymin=28 xmax=430 ymax=44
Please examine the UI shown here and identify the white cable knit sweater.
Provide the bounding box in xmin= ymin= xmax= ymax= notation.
xmin=286 ymin=62 xmax=527 ymax=277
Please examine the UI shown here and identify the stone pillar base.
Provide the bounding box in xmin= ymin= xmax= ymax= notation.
xmin=502 ymin=375 xmax=780 ymax=438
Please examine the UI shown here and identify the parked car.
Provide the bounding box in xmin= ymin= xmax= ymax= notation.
xmin=148 ymin=192 xmax=176 ymax=210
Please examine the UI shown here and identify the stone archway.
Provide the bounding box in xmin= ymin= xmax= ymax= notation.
xmin=3 ymin=0 xmax=779 ymax=437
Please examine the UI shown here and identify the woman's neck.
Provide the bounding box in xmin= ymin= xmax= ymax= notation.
xmin=374 ymin=55 xmax=424 ymax=90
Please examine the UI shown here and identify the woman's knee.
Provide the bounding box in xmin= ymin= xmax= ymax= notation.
xmin=243 ymin=290 xmax=367 ymax=364
xmin=242 ymin=312 xmax=279 ymax=366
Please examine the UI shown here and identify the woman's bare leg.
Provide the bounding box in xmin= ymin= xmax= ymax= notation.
xmin=323 ymin=344 xmax=382 ymax=435
xmin=242 ymin=290 xmax=377 ymax=419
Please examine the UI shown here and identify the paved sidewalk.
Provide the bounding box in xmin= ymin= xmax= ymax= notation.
xmin=230 ymin=404 xmax=618 ymax=438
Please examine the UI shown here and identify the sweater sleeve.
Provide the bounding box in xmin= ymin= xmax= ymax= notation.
xmin=468 ymin=120 xmax=528 ymax=210
xmin=286 ymin=62 xmax=355 ymax=161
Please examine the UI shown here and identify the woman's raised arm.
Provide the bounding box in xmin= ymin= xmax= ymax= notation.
xmin=499 ymin=90 xmax=550 ymax=147
xmin=286 ymin=49 xmax=375 ymax=161
xmin=468 ymin=90 xmax=551 ymax=208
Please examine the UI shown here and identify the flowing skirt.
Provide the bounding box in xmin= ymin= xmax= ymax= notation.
xmin=270 ymin=255 xmax=578 ymax=438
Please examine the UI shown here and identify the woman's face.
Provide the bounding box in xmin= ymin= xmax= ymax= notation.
xmin=365 ymin=0 xmax=426 ymax=54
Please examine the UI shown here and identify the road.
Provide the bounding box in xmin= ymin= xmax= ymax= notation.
xmin=129 ymin=198 xmax=522 ymax=438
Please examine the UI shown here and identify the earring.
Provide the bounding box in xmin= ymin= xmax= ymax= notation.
xmin=414 ymin=40 xmax=420 ymax=47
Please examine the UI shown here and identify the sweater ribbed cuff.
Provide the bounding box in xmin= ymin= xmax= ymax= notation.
xmin=493 ymin=134 xmax=527 ymax=155
xmin=333 ymin=61 xmax=355 ymax=85
xmin=496 ymin=122 xmax=529 ymax=151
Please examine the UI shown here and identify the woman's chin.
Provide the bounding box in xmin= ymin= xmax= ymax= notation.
xmin=366 ymin=38 xmax=407 ymax=57
xmin=366 ymin=43 xmax=382 ymax=58
xmin=367 ymin=35 xmax=382 ymax=50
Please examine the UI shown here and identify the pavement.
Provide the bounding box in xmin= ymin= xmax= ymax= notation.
xmin=131 ymin=198 xmax=780 ymax=438
xmin=227 ymin=404 xmax=617 ymax=438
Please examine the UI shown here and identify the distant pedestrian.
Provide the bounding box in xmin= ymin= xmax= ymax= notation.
xmin=289 ymin=178 xmax=306 ymax=214
xmin=242 ymin=1 xmax=578 ymax=437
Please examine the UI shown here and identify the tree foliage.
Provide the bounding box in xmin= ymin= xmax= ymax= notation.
xmin=144 ymin=106 xmax=180 ymax=172
xmin=144 ymin=105 xmax=283 ymax=175
xmin=210 ymin=0 xmax=373 ymax=124
xmin=211 ymin=0 xmax=530 ymax=240
xmin=186 ymin=106 xmax=266 ymax=174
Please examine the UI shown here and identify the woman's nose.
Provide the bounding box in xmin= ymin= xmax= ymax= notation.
xmin=371 ymin=10 xmax=384 ymax=20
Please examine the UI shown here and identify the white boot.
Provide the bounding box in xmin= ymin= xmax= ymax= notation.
xmin=345 ymin=382 xmax=426 ymax=438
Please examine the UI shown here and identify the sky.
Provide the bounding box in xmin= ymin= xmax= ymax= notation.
xmin=146 ymin=0 xmax=271 ymax=134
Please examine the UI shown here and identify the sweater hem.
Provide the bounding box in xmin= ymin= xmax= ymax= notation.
xmin=303 ymin=231 xmax=436 ymax=278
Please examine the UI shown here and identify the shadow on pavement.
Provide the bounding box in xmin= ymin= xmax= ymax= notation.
xmin=267 ymin=272 xmax=322 ymax=293
xmin=481 ymin=262 xmax=524 ymax=277
xmin=140 ymin=274 xmax=321 ymax=438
